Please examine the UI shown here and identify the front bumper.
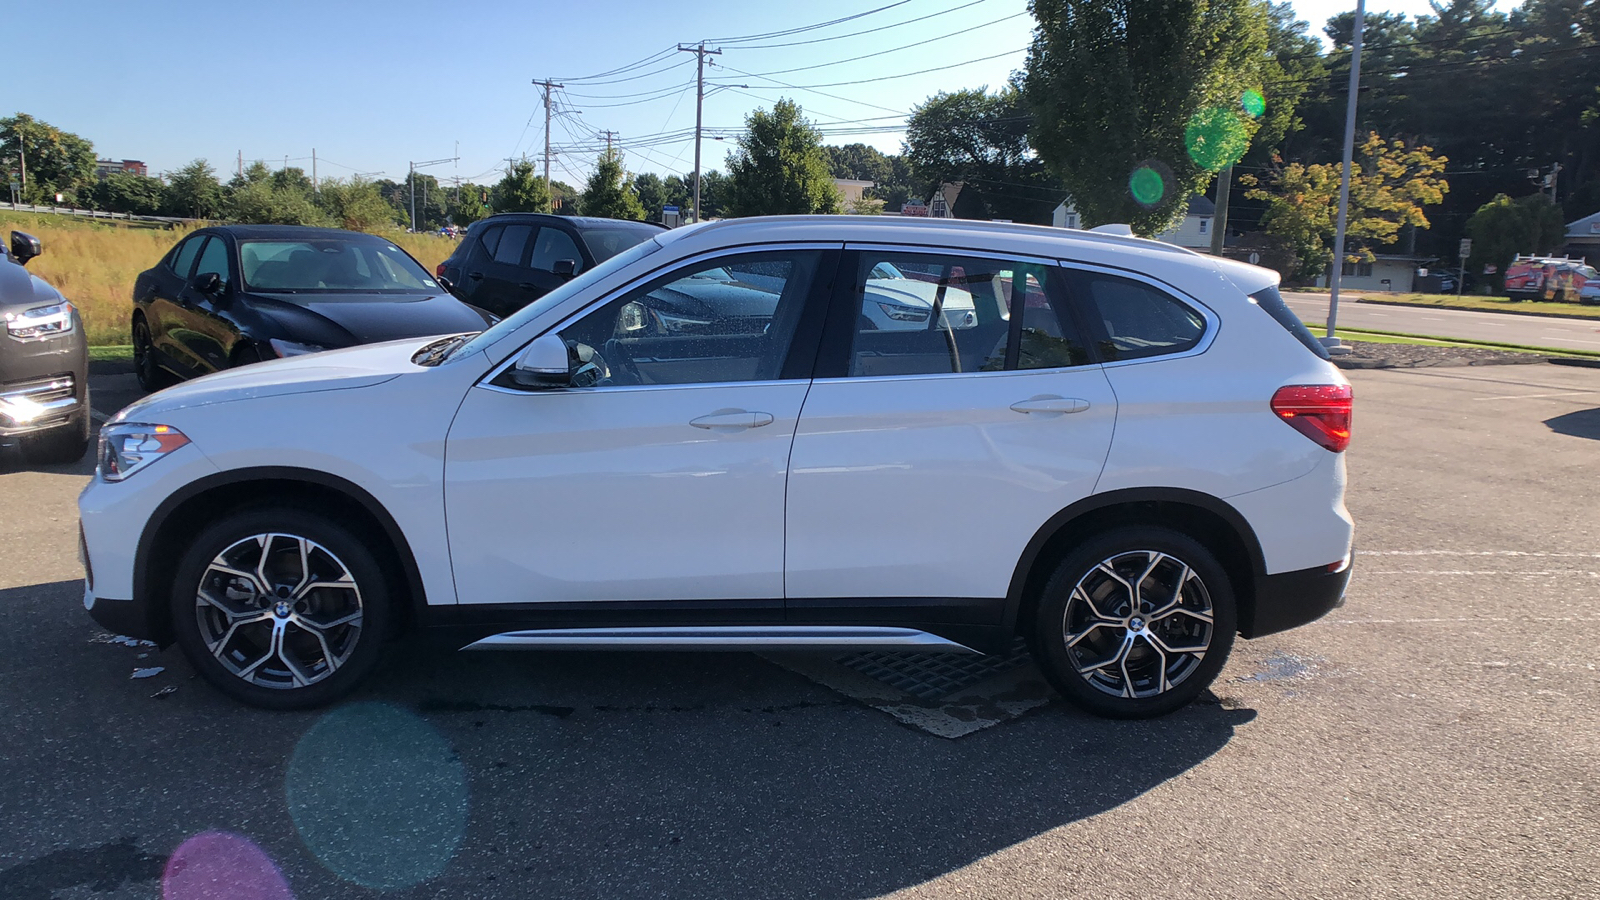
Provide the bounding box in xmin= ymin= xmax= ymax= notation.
xmin=1241 ymin=561 xmax=1351 ymax=639
xmin=0 ymin=324 xmax=87 ymax=440
xmin=84 ymin=586 xmax=168 ymax=645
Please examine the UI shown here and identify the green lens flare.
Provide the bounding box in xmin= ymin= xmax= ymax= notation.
xmin=1242 ymin=90 xmax=1266 ymax=118
xmin=1185 ymin=107 xmax=1250 ymax=171
xmin=1129 ymin=167 xmax=1166 ymax=206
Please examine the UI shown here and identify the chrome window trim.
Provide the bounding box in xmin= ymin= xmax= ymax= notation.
xmin=1053 ymin=259 xmax=1219 ymax=368
xmin=476 ymin=241 xmax=843 ymax=394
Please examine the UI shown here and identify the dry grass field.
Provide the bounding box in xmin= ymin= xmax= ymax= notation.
xmin=1 ymin=211 xmax=458 ymax=345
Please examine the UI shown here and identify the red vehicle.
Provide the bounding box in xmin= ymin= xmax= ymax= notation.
xmin=1504 ymin=255 xmax=1590 ymax=302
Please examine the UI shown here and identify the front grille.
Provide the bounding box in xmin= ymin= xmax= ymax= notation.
xmin=1 ymin=373 xmax=75 ymax=404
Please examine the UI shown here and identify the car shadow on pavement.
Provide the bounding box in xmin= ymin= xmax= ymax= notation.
xmin=2 ymin=579 xmax=1257 ymax=900
xmin=1545 ymin=407 xmax=1600 ymax=440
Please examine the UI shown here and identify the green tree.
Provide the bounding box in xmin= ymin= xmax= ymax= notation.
xmin=0 ymin=113 xmax=97 ymax=205
xmin=1023 ymin=0 xmax=1273 ymax=234
xmin=317 ymin=178 xmax=399 ymax=232
xmin=163 ymin=159 xmax=225 ymax=219
xmin=227 ymin=161 xmax=327 ymax=225
xmin=492 ymin=160 xmax=550 ymax=213
xmin=83 ymin=171 xmax=166 ymax=215
xmin=1464 ymin=193 xmax=1568 ymax=292
xmin=580 ymin=149 xmax=645 ymax=220
xmin=1243 ymin=133 xmax=1450 ymax=279
xmin=694 ymin=170 xmax=728 ymax=219
xmin=904 ymin=85 xmax=1056 ymax=223
xmin=724 ymin=99 xmax=840 ymax=217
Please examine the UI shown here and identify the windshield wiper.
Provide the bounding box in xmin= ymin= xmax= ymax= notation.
xmin=412 ymin=333 xmax=476 ymax=367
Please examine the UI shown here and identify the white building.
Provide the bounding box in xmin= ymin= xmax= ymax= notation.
xmin=1052 ymin=196 xmax=1215 ymax=250
xmin=832 ymin=179 xmax=876 ymax=214
xmin=1311 ymin=254 xmax=1422 ymax=292
xmin=1564 ymin=210 xmax=1600 ymax=259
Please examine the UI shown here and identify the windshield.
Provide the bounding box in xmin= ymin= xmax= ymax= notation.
xmin=584 ymin=225 xmax=660 ymax=262
xmin=240 ymin=239 xmax=442 ymax=294
xmin=445 ymin=236 xmax=666 ymax=362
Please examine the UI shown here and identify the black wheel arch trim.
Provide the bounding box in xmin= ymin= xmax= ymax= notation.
xmin=133 ymin=466 xmax=430 ymax=642
xmin=1003 ymin=487 xmax=1270 ymax=635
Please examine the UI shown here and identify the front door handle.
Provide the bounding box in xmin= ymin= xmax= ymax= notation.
xmin=690 ymin=410 xmax=775 ymax=431
xmin=1010 ymin=396 xmax=1090 ymax=415
xmin=518 ymin=282 xmax=539 ymax=291
xmin=467 ymin=271 xmax=484 ymax=280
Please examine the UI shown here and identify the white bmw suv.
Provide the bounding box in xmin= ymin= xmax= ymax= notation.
xmin=80 ymin=216 xmax=1353 ymax=719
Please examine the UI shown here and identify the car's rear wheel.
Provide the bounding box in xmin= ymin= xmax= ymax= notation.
xmin=1029 ymin=526 xmax=1236 ymax=719
xmin=170 ymin=507 xmax=391 ymax=710
xmin=132 ymin=317 xmax=175 ymax=392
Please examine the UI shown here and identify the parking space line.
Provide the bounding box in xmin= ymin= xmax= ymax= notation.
xmin=1471 ymin=390 xmax=1600 ymax=401
xmin=1326 ymin=615 xmax=1600 ymax=625
xmin=90 ymin=409 xmax=111 ymax=423
xmin=1358 ymin=550 xmax=1600 ymax=557
xmin=1362 ymin=569 xmax=1599 ymax=576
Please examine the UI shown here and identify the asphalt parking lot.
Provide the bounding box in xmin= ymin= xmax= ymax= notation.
xmin=2 ymin=362 xmax=1597 ymax=899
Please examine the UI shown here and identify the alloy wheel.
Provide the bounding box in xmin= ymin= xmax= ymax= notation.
xmin=194 ymin=533 xmax=364 ymax=690
xmin=1062 ymin=550 xmax=1214 ymax=699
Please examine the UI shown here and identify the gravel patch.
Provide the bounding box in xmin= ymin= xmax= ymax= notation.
xmin=1333 ymin=340 xmax=1547 ymax=369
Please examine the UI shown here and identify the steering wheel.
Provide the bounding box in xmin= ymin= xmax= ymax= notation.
xmin=568 ymin=341 xmax=613 ymax=388
xmin=601 ymin=338 xmax=643 ymax=385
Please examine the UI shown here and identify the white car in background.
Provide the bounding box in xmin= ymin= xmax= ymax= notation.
xmin=79 ymin=215 xmax=1353 ymax=719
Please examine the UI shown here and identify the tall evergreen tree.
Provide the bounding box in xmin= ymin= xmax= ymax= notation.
xmin=580 ymin=149 xmax=645 ymax=220
xmin=724 ymin=99 xmax=840 ymax=217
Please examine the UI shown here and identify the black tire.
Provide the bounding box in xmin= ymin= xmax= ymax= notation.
xmin=20 ymin=408 xmax=91 ymax=465
xmin=132 ymin=316 xmax=175 ymax=392
xmin=1028 ymin=526 xmax=1237 ymax=719
xmin=169 ymin=506 xmax=392 ymax=710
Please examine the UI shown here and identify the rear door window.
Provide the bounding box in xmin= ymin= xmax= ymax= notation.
xmin=1071 ymin=272 xmax=1206 ymax=361
xmin=492 ymin=224 xmax=535 ymax=266
xmin=169 ymin=235 xmax=205 ymax=278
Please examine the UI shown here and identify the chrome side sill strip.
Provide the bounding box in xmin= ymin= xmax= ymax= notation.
xmin=463 ymin=625 xmax=981 ymax=653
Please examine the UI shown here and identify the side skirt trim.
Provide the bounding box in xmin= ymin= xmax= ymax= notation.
xmin=463 ymin=625 xmax=981 ymax=653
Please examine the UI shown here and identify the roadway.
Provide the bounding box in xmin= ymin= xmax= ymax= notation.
xmin=1283 ymin=292 xmax=1600 ymax=354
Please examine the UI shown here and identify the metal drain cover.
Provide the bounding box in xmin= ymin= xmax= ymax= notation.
xmin=762 ymin=639 xmax=1055 ymax=738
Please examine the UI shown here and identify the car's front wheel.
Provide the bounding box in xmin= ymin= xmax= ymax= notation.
xmin=170 ymin=507 xmax=391 ymax=710
xmin=1030 ymin=526 xmax=1237 ymax=719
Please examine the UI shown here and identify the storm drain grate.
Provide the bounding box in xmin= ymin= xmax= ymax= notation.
xmin=834 ymin=638 xmax=1032 ymax=700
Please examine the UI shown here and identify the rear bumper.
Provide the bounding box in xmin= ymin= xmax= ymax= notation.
xmin=1241 ymin=562 xmax=1350 ymax=639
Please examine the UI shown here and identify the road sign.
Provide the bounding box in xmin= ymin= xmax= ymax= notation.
xmin=1458 ymin=238 xmax=1472 ymax=258
xmin=1248 ymin=252 xmax=1260 ymax=265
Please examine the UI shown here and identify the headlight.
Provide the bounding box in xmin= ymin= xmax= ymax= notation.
xmin=268 ymin=338 xmax=328 ymax=358
xmin=875 ymin=301 xmax=929 ymax=323
xmin=651 ymin=310 xmax=714 ymax=333
xmin=98 ymin=423 xmax=190 ymax=482
xmin=5 ymin=301 xmax=74 ymax=340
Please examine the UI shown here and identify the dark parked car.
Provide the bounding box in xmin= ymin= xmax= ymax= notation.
xmin=0 ymin=230 xmax=90 ymax=463
xmin=437 ymin=214 xmax=663 ymax=318
xmin=132 ymin=225 xmax=494 ymax=391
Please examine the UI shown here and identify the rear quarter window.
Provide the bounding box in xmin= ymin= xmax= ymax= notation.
xmin=1250 ymin=285 xmax=1332 ymax=361
xmin=1074 ymin=272 xmax=1206 ymax=361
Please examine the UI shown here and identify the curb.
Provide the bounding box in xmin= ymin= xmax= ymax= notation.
xmin=1355 ymin=296 xmax=1600 ymax=323
xmin=1549 ymin=357 xmax=1600 ymax=369
xmin=1334 ymin=356 xmax=1548 ymax=370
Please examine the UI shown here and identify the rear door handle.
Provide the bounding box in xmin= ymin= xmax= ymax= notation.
xmin=467 ymin=271 xmax=484 ymax=280
xmin=690 ymin=410 xmax=775 ymax=431
xmin=1010 ymin=397 xmax=1090 ymax=415
xmin=518 ymin=282 xmax=538 ymax=290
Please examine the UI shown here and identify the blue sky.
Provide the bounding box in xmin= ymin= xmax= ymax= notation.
xmin=17 ymin=0 xmax=1463 ymax=188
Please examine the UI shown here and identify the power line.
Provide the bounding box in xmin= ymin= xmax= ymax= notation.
xmin=557 ymin=46 xmax=678 ymax=83
xmin=713 ymin=0 xmax=991 ymax=50
xmin=718 ymin=46 xmax=1028 ymax=90
xmin=707 ymin=1 xmax=911 ymax=44
xmin=735 ymin=10 xmax=1029 ymax=79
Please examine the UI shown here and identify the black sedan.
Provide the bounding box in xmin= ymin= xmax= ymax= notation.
xmin=132 ymin=225 xmax=493 ymax=391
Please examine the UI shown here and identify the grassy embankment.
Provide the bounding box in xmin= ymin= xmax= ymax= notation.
xmin=1292 ymin=286 xmax=1600 ymax=319
xmin=0 ymin=210 xmax=456 ymax=346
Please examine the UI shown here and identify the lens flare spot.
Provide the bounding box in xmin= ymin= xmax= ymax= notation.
xmin=1241 ymin=89 xmax=1266 ymax=118
xmin=1185 ymin=107 xmax=1250 ymax=171
xmin=286 ymin=702 xmax=469 ymax=891
xmin=1129 ymin=166 xmax=1167 ymax=207
xmin=163 ymin=831 xmax=292 ymax=900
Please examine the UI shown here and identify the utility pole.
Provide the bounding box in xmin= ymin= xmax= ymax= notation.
xmin=598 ymin=130 xmax=619 ymax=153
xmin=409 ymin=156 xmax=459 ymax=232
xmin=1325 ymin=0 xmax=1364 ymax=351
xmin=532 ymin=79 xmax=563 ymax=213
xmin=237 ymin=150 xmax=243 ymax=179
xmin=679 ymin=42 xmax=722 ymax=223
xmin=1210 ymin=165 xmax=1231 ymax=256
xmin=312 ymin=148 xmax=318 ymax=195
xmin=17 ymin=137 xmax=24 ymax=201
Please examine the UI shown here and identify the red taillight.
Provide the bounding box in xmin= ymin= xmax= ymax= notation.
xmin=435 ymin=263 xmax=447 ymax=278
xmin=1271 ymin=384 xmax=1352 ymax=453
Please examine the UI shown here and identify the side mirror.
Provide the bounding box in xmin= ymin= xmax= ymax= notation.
xmin=10 ymin=231 xmax=41 ymax=266
xmin=190 ymin=271 xmax=222 ymax=296
xmin=510 ymin=333 xmax=571 ymax=389
xmin=552 ymin=258 xmax=577 ymax=279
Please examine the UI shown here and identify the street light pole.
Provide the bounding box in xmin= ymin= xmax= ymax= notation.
xmin=409 ymin=156 xmax=460 ymax=232
xmin=1326 ymin=0 xmax=1365 ymax=349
